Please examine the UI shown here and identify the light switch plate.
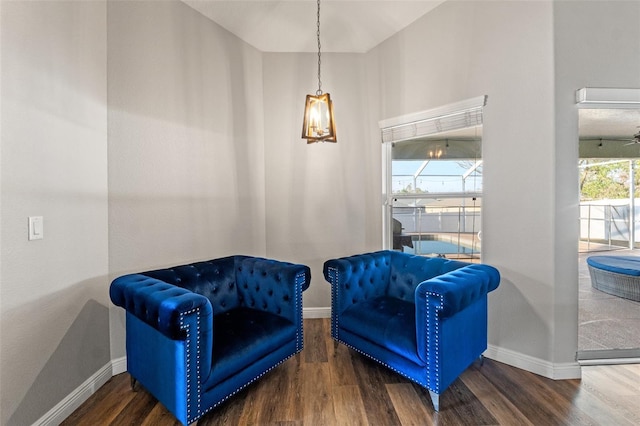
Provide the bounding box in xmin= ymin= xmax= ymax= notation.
xmin=28 ymin=216 xmax=43 ymax=240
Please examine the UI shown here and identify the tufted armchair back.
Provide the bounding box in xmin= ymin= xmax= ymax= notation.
xmin=143 ymin=256 xmax=240 ymax=315
xmin=141 ymin=256 xmax=311 ymax=317
xmin=329 ymin=251 xmax=390 ymax=308
xmin=388 ymin=251 xmax=467 ymax=301
xmin=323 ymin=249 xmax=500 ymax=412
xmin=325 ymin=250 xmax=469 ymax=311
xmin=141 ymin=256 xmax=311 ymax=316
xmin=142 ymin=255 xmax=310 ymax=318
xmin=235 ymin=255 xmax=309 ymax=320
xmin=111 ymin=254 xmax=311 ymax=425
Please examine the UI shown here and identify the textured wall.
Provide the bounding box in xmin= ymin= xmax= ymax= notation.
xmin=262 ymin=1 xmax=561 ymax=370
xmin=2 ymin=0 xmax=639 ymax=422
xmin=368 ymin=0 xmax=560 ymax=367
xmin=0 ymin=1 xmax=109 ymax=424
xmin=553 ymin=0 xmax=640 ymax=364
xmin=107 ymin=1 xmax=266 ymax=359
xmin=262 ymin=52 xmax=382 ymax=310
xmin=367 ymin=0 xmax=640 ymax=372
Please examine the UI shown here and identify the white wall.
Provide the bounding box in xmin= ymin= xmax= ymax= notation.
xmin=263 ymin=52 xmax=381 ymax=311
xmin=368 ymin=1 xmax=565 ymax=374
xmin=553 ymin=0 xmax=640 ymax=363
xmin=1 ymin=0 xmax=267 ymax=422
xmin=108 ymin=1 xmax=266 ymax=359
xmin=261 ymin=0 xmax=579 ymax=375
xmin=365 ymin=0 xmax=640 ymax=375
xmin=1 ymin=1 xmax=109 ymax=424
xmin=3 ymin=0 xmax=639 ymax=422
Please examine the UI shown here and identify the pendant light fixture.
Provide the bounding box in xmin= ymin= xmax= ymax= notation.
xmin=301 ymin=0 xmax=337 ymax=143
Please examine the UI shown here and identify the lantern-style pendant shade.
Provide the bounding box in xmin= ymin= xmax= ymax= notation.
xmin=302 ymin=92 xmax=337 ymax=143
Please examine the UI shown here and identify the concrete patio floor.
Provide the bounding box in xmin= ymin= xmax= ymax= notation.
xmin=578 ymin=248 xmax=640 ymax=358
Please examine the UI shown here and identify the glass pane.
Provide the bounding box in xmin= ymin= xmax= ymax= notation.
xmin=578 ymin=158 xmax=640 ymax=252
xmin=391 ymin=136 xmax=482 ymax=195
xmin=386 ymin=124 xmax=482 ymax=260
xmin=391 ymin=197 xmax=481 ymax=261
xmin=391 ymin=159 xmax=482 ymax=195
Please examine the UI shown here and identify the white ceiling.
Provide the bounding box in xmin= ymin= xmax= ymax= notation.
xmin=181 ymin=1 xmax=640 ymax=143
xmin=183 ymin=0 xmax=446 ymax=53
xmin=579 ymin=108 xmax=640 ymax=140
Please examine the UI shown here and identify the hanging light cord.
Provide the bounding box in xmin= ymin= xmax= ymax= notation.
xmin=316 ymin=0 xmax=323 ymax=96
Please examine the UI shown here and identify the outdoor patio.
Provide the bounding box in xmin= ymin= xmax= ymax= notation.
xmin=578 ymin=248 xmax=640 ymax=359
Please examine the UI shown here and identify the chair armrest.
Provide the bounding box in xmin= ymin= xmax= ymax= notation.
xmin=413 ymin=264 xmax=499 ymax=388
xmin=415 ymin=264 xmax=500 ymax=318
xmin=323 ymin=251 xmax=392 ymax=314
xmin=110 ymin=274 xmax=213 ymax=340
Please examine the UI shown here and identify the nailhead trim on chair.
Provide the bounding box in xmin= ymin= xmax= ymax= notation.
xmin=112 ymin=257 xmax=310 ymax=425
xmin=327 ymin=266 xmax=339 ymax=340
xmin=193 ymin=352 xmax=299 ymax=423
xmin=182 ymin=276 xmax=306 ymax=424
xmin=327 ymin=264 xmax=438 ymax=394
xmin=295 ymin=271 xmax=304 ymax=352
xmin=424 ymin=291 xmax=443 ymax=392
xmin=180 ymin=306 xmax=202 ymax=423
xmin=334 ymin=337 xmax=428 ymax=388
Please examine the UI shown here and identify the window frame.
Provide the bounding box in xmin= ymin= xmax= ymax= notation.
xmin=380 ymin=96 xmax=487 ymax=255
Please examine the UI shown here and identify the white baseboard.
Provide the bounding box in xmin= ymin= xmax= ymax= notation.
xmin=34 ymin=324 xmax=583 ymax=426
xmin=112 ymin=356 xmax=127 ymax=375
xmin=303 ymin=307 xmax=331 ymax=318
xmin=33 ymin=362 xmax=113 ymax=426
xmin=484 ymin=344 xmax=582 ymax=380
xmin=32 ymin=309 xmax=329 ymax=426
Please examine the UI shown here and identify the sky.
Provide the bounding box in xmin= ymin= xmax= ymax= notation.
xmin=392 ymin=160 xmax=482 ymax=193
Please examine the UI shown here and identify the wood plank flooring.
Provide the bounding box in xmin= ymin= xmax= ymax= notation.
xmin=62 ymin=318 xmax=640 ymax=425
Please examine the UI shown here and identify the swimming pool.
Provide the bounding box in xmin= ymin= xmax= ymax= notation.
xmin=404 ymin=239 xmax=477 ymax=256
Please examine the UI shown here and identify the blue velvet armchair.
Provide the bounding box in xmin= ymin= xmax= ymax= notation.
xmin=110 ymin=255 xmax=310 ymax=425
xmin=323 ymin=250 xmax=500 ymax=411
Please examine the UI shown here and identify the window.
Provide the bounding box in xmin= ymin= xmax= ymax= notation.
xmin=380 ymin=97 xmax=486 ymax=260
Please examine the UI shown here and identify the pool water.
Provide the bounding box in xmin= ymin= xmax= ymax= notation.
xmin=404 ymin=240 xmax=477 ymax=255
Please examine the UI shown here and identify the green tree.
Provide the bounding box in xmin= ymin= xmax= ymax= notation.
xmin=580 ymin=159 xmax=640 ymax=200
xmin=396 ymin=183 xmax=428 ymax=194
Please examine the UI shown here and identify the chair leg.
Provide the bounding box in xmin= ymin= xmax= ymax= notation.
xmin=429 ymin=390 xmax=440 ymax=412
xmin=479 ymin=354 xmax=485 ymax=366
xmin=130 ymin=376 xmax=138 ymax=392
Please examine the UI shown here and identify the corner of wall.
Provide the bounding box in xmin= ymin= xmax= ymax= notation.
xmin=485 ymin=344 xmax=581 ymax=381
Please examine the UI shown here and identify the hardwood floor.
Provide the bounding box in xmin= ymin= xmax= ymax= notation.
xmin=62 ymin=318 xmax=640 ymax=425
